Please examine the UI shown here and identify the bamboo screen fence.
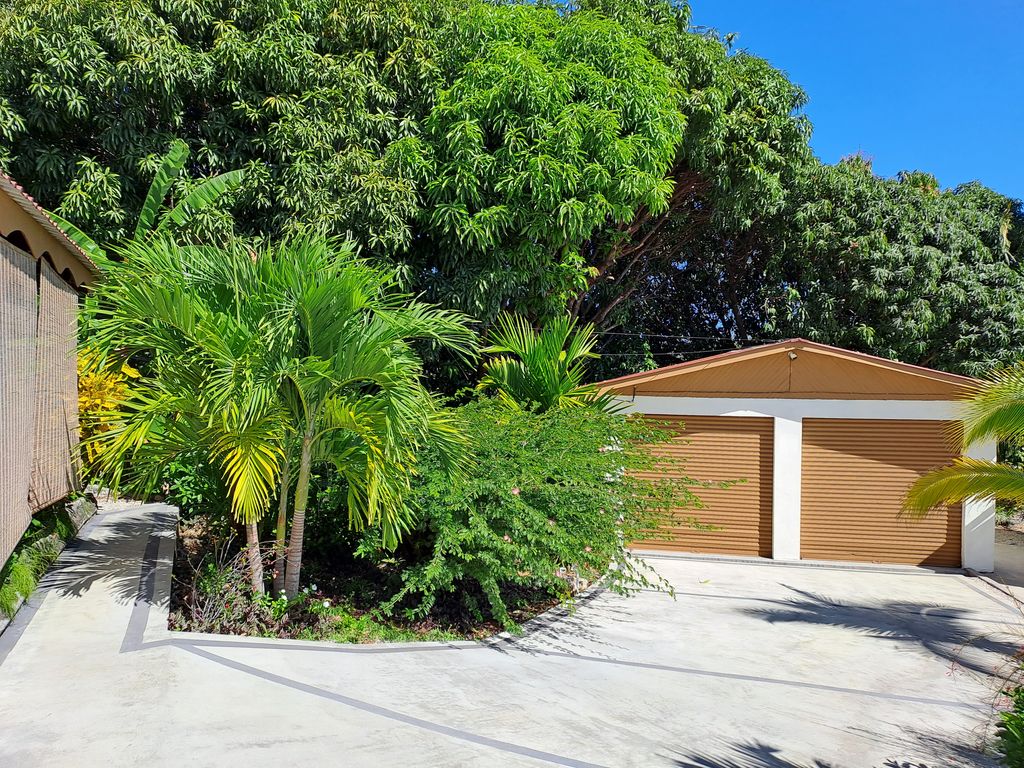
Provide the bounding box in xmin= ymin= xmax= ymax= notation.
xmin=0 ymin=238 xmax=81 ymax=567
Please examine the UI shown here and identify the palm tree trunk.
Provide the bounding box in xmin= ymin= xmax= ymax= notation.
xmin=245 ymin=522 xmax=265 ymax=595
xmin=284 ymin=435 xmax=313 ymax=599
xmin=272 ymin=452 xmax=290 ymax=596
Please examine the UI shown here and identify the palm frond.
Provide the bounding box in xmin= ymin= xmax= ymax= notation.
xmin=479 ymin=313 xmax=607 ymax=411
xmin=158 ymin=169 xmax=245 ymax=230
xmin=136 ymin=139 xmax=189 ymax=238
xmin=45 ymin=211 xmax=111 ymax=269
xmin=961 ymin=363 xmax=1024 ymax=446
xmin=209 ymin=404 xmax=284 ymax=524
xmin=903 ymin=458 xmax=1022 ymax=517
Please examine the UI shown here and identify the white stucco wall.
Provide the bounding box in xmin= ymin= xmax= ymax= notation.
xmin=962 ymin=438 xmax=998 ymax=572
xmin=771 ymin=416 xmax=802 ymax=561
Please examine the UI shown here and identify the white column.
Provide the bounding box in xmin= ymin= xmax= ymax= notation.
xmin=962 ymin=438 xmax=997 ymax=572
xmin=772 ymin=416 xmax=803 ymax=560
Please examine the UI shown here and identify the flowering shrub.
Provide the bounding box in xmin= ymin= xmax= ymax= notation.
xmin=381 ymin=398 xmax=704 ymax=629
xmin=78 ymin=348 xmax=140 ymax=465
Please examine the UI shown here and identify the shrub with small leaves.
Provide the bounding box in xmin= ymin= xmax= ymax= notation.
xmin=161 ymin=452 xmax=233 ymax=523
xmin=382 ymin=397 xmax=703 ymax=629
xmin=999 ymin=685 xmax=1024 ymax=767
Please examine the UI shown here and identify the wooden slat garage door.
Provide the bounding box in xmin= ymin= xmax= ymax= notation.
xmin=634 ymin=415 xmax=774 ymax=557
xmin=801 ymin=419 xmax=962 ymax=566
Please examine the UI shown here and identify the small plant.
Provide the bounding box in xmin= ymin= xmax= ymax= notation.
xmin=0 ymin=504 xmax=79 ymax=618
xmin=478 ymin=314 xmax=614 ymax=412
xmin=170 ymin=543 xmax=278 ymax=636
xmin=300 ymin=601 xmax=461 ymax=644
xmin=998 ymin=686 xmax=1024 ymax=766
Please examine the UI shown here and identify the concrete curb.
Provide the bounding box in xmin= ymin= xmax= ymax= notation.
xmin=152 ymin=533 xmax=606 ymax=653
xmin=965 ymin=567 xmax=1024 ymax=606
xmin=631 ymin=548 xmax=966 ymax=576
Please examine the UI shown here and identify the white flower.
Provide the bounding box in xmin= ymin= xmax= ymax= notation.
xmin=322 ymin=600 xmax=331 ymax=609
xmin=311 ymin=584 xmax=318 ymax=592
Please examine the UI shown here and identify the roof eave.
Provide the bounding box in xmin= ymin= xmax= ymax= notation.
xmin=0 ymin=171 xmax=102 ymax=280
xmin=594 ymin=338 xmax=983 ymax=393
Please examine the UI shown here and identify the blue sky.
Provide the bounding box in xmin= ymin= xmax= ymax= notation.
xmin=690 ymin=1 xmax=1024 ymax=200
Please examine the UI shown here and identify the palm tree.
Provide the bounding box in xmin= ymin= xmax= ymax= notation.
xmin=86 ymin=238 xmax=288 ymax=593
xmin=260 ymin=237 xmax=476 ymax=597
xmin=478 ymin=314 xmax=614 ymax=412
xmin=87 ymin=236 xmax=476 ymax=598
xmin=904 ymin=365 xmax=1023 ymax=514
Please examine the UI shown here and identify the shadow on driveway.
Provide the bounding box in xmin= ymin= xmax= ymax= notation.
xmin=738 ymin=585 xmax=1019 ymax=676
xmin=667 ymin=732 xmax=996 ymax=768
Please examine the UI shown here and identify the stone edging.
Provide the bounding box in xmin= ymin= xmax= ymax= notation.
xmin=0 ymin=495 xmax=98 ymax=637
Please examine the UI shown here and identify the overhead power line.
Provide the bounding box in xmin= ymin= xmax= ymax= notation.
xmin=593 ymin=330 xmax=781 ymax=342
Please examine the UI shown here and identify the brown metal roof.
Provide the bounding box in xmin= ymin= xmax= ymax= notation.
xmin=596 ymin=338 xmax=981 ymax=400
xmin=0 ymin=170 xmax=102 ymax=280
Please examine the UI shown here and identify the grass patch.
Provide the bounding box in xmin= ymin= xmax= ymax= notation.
xmin=295 ymin=601 xmax=462 ymax=644
xmin=0 ymin=502 xmax=81 ymax=618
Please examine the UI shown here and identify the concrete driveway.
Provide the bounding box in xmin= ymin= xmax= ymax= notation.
xmin=0 ymin=502 xmax=1016 ymax=767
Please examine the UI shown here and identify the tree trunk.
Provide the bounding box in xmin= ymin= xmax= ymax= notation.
xmin=245 ymin=522 xmax=265 ymax=595
xmin=272 ymin=452 xmax=290 ymax=596
xmin=284 ymin=435 xmax=313 ymax=599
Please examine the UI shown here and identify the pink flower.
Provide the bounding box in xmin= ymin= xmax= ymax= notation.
xmin=503 ymin=535 xmax=511 ymax=542
xmin=511 ymin=487 xmax=520 ymax=496
xmin=584 ymin=546 xmax=592 ymax=553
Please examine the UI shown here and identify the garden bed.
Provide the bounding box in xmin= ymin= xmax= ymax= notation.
xmin=168 ymin=515 xmax=558 ymax=643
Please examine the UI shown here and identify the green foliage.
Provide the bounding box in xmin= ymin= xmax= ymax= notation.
xmin=0 ymin=504 xmax=78 ymax=618
xmin=84 ymin=237 xmax=290 ymax=525
xmin=86 ymin=235 xmax=473 ymax=530
xmin=999 ymin=686 xmax=1024 ymax=767
xmin=568 ymin=0 xmax=812 ymax=327
xmin=383 ymin=398 xmax=699 ymax=629
xmin=904 ymin=363 xmax=1024 ymax=516
xmin=0 ymin=0 xmax=445 ymax=249
xmin=299 ymin=600 xmax=461 ymax=643
xmin=0 ymin=553 xmax=39 ymax=618
xmin=135 ymin=140 xmax=191 ymax=239
xmin=410 ymin=3 xmax=685 ymax=319
xmin=478 ymin=314 xmax=612 ymax=412
xmin=769 ymin=158 xmax=1024 ymax=375
xmin=0 ymin=0 xmax=814 ymax=334
xmin=162 ymin=452 xmax=232 ymax=522
xmin=86 ymin=234 xmax=476 ymax=595
xmin=960 ymin=364 xmax=1024 ymax=446
xmin=5 ymin=0 xmax=1017 ymax=382
xmin=593 ymin=154 xmax=1024 ymax=380
xmin=49 ymin=139 xmax=244 ymax=263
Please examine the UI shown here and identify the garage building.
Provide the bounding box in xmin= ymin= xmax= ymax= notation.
xmin=597 ymin=339 xmax=996 ymax=571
